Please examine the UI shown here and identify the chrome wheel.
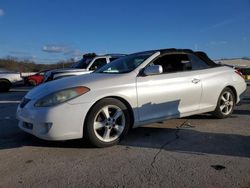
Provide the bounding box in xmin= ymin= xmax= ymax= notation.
xmin=93 ymin=105 xmax=125 ymax=142
xmin=219 ymin=91 xmax=234 ymax=115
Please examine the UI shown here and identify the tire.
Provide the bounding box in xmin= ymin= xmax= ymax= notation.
xmin=0 ymin=80 xmax=11 ymax=92
xmin=28 ymin=79 xmax=37 ymax=86
xmin=213 ymin=87 xmax=235 ymax=119
xmin=84 ymin=98 xmax=131 ymax=147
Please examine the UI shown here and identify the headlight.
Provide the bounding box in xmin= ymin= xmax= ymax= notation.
xmin=35 ymin=86 xmax=90 ymax=107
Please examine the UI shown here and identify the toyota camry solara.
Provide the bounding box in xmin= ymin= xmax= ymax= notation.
xmin=16 ymin=49 xmax=247 ymax=147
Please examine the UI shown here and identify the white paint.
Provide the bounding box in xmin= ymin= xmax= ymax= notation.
xmin=16 ymin=52 xmax=247 ymax=142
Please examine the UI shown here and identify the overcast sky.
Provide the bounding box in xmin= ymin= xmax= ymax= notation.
xmin=0 ymin=0 xmax=249 ymax=63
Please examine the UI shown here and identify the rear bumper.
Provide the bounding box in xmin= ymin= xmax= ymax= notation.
xmin=235 ymin=81 xmax=247 ymax=104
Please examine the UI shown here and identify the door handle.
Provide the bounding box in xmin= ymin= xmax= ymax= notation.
xmin=192 ymin=78 xmax=200 ymax=84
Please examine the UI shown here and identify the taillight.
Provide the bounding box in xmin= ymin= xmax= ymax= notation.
xmin=235 ymin=69 xmax=244 ymax=78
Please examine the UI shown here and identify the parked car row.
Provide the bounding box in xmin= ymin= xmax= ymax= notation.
xmin=16 ymin=48 xmax=247 ymax=147
xmin=43 ymin=53 xmax=125 ymax=82
xmin=0 ymin=71 xmax=36 ymax=92
xmin=0 ymin=53 xmax=125 ymax=91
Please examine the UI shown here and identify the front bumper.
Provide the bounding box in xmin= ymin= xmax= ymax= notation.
xmin=16 ymin=99 xmax=92 ymax=141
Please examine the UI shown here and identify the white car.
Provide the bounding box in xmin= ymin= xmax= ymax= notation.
xmin=43 ymin=53 xmax=125 ymax=82
xmin=16 ymin=49 xmax=247 ymax=147
xmin=0 ymin=71 xmax=22 ymax=91
xmin=0 ymin=70 xmax=37 ymax=91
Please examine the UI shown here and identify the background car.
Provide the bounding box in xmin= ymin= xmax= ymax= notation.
xmin=239 ymin=67 xmax=250 ymax=80
xmin=17 ymin=49 xmax=246 ymax=147
xmin=24 ymin=70 xmax=48 ymax=86
xmin=0 ymin=71 xmax=22 ymax=91
xmin=43 ymin=53 xmax=125 ymax=82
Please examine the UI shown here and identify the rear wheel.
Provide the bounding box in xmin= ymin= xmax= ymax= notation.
xmin=84 ymin=98 xmax=131 ymax=147
xmin=0 ymin=80 xmax=11 ymax=92
xmin=213 ymin=88 xmax=235 ymax=119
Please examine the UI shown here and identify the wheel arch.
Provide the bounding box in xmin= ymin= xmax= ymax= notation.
xmin=108 ymin=96 xmax=135 ymax=127
xmin=225 ymin=85 xmax=237 ymax=103
xmin=0 ymin=78 xmax=12 ymax=92
xmin=0 ymin=78 xmax=12 ymax=85
xmin=83 ymin=95 xmax=135 ymax=134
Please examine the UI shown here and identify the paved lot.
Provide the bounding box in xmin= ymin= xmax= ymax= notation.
xmin=0 ymin=84 xmax=250 ymax=188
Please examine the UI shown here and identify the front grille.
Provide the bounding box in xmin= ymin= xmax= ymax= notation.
xmin=20 ymin=98 xmax=31 ymax=108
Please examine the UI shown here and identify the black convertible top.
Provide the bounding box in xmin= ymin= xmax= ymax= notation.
xmin=136 ymin=48 xmax=218 ymax=67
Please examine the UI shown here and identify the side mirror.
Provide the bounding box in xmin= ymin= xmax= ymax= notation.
xmin=144 ymin=65 xmax=163 ymax=76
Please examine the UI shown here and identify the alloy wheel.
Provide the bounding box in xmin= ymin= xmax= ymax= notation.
xmin=93 ymin=105 xmax=125 ymax=142
xmin=219 ymin=91 xmax=234 ymax=115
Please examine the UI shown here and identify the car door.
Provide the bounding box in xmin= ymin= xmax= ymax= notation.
xmin=188 ymin=53 xmax=224 ymax=111
xmin=136 ymin=53 xmax=202 ymax=122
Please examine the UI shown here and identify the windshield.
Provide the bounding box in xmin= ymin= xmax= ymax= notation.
xmin=71 ymin=58 xmax=93 ymax=69
xmin=95 ymin=52 xmax=153 ymax=74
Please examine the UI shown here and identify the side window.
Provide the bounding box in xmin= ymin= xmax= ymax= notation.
xmin=89 ymin=58 xmax=107 ymax=71
xmin=152 ymin=54 xmax=191 ymax=73
xmin=189 ymin=54 xmax=210 ymax=70
xmin=109 ymin=57 xmax=118 ymax=62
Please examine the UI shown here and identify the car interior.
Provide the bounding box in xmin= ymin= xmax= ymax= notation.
xmin=153 ymin=54 xmax=192 ymax=73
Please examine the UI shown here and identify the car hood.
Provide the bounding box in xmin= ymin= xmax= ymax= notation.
xmin=25 ymin=73 xmax=135 ymax=100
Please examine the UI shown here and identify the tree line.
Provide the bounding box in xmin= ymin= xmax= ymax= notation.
xmin=0 ymin=57 xmax=74 ymax=72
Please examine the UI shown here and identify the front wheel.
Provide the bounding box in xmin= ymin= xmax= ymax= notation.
xmin=213 ymin=88 xmax=235 ymax=119
xmin=84 ymin=98 xmax=131 ymax=147
xmin=0 ymin=80 xmax=11 ymax=92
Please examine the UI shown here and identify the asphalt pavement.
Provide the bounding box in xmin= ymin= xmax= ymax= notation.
xmin=0 ymin=84 xmax=249 ymax=188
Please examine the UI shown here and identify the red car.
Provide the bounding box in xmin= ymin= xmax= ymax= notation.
xmin=24 ymin=70 xmax=48 ymax=86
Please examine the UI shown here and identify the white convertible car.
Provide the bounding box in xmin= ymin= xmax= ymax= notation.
xmin=17 ymin=49 xmax=246 ymax=147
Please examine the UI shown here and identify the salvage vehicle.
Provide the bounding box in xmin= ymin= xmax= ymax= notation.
xmin=17 ymin=49 xmax=247 ymax=147
xmin=43 ymin=53 xmax=125 ymax=82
